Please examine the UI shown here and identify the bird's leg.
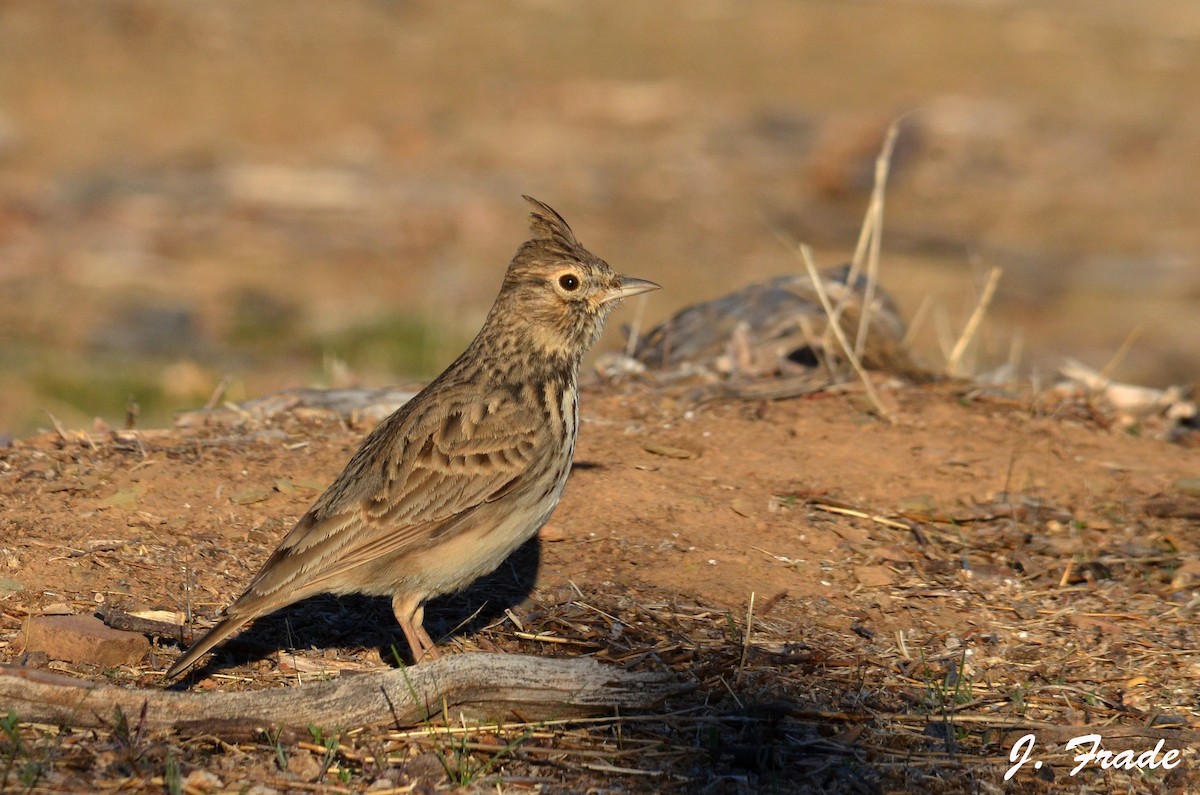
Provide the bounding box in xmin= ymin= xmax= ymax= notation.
xmin=409 ymin=603 xmax=441 ymax=660
xmin=392 ymin=593 xmax=440 ymax=662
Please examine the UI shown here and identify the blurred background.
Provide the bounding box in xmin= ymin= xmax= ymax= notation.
xmin=1 ymin=0 xmax=1198 ymax=437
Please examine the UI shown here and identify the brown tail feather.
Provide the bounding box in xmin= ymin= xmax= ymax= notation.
xmin=166 ymin=577 xmax=335 ymax=680
xmin=164 ymin=611 xmax=254 ymax=679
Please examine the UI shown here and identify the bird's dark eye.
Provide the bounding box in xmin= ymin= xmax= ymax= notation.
xmin=558 ymin=273 xmax=580 ymax=291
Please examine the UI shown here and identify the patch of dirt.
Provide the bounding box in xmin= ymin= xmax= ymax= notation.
xmin=1 ymin=381 xmax=1198 ymax=792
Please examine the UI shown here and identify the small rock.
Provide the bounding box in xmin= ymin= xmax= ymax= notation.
xmin=1148 ymin=713 xmax=1188 ymax=728
xmin=405 ymin=752 xmax=446 ymax=784
xmin=1176 ymin=478 xmax=1200 ymax=497
xmin=1170 ymin=559 xmax=1200 ymax=591
xmin=21 ymin=614 xmax=149 ymax=667
xmin=539 ymin=524 xmax=566 ymax=542
xmin=287 ymin=751 xmax=322 ymax=781
xmin=248 ymin=518 xmax=285 ymax=545
xmin=853 ymin=565 xmax=894 ymax=587
xmin=1010 ymin=601 xmax=1039 ymax=620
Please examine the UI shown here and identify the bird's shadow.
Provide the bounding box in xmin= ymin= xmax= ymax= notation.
xmin=173 ymin=537 xmax=541 ymax=683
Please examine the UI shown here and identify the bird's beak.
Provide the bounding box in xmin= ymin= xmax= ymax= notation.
xmin=602 ymin=276 xmax=661 ymax=304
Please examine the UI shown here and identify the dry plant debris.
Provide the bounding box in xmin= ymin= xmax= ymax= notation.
xmin=1 ymin=378 xmax=1198 ymax=793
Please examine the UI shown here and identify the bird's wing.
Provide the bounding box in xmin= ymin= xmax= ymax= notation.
xmin=237 ymin=384 xmax=546 ymax=604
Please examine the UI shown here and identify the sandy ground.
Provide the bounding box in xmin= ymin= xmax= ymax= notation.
xmin=1 ymin=378 xmax=1197 ymax=792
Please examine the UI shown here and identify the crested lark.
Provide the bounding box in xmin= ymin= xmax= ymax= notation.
xmin=166 ymin=197 xmax=658 ymax=679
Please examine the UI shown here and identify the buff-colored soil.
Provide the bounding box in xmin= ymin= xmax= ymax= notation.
xmin=1 ymin=381 xmax=1197 ymax=793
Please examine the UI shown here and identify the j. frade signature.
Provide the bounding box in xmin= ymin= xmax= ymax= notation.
xmin=1006 ymin=733 xmax=1183 ymax=780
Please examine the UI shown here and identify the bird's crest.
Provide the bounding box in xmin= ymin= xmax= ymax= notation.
xmin=523 ymin=195 xmax=580 ymax=252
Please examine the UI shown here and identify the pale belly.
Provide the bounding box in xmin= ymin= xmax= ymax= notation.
xmin=412 ymin=492 xmax=561 ymax=598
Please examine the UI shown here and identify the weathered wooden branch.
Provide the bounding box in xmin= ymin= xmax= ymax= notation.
xmin=0 ymin=654 xmax=690 ymax=737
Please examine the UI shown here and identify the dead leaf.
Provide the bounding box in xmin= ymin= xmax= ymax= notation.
xmin=896 ymin=495 xmax=937 ymax=516
xmin=230 ymin=486 xmax=273 ymax=505
xmin=273 ymin=478 xmax=322 ymax=495
xmin=643 ymin=442 xmax=698 ymax=459
xmin=831 ymin=523 xmax=870 ymax=545
xmin=1069 ymin=613 xmax=1121 ymax=637
xmin=99 ymin=485 xmax=144 ymax=511
xmin=873 ymin=546 xmax=913 ymax=564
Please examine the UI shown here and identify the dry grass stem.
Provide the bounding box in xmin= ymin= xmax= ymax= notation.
xmin=851 ymin=118 xmax=903 ymax=360
xmin=933 ymin=302 xmax=955 ymax=362
xmin=624 ymin=293 xmax=651 ymax=359
xmin=1100 ymin=322 xmax=1145 ymax=381
xmin=205 ymin=374 xmax=235 ymax=411
xmin=795 ymin=243 xmax=894 ymax=422
xmin=810 ymin=500 xmax=911 ymax=530
xmin=736 ymin=591 xmax=755 ymax=686
xmin=901 ymin=292 xmax=935 ymax=350
xmin=946 ymin=265 xmax=1003 ymax=377
xmin=1006 ymin=327 xmax=1024 ymax=389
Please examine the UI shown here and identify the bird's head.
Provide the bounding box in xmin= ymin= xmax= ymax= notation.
xmin=486 ymin=196 xmax=659 ymax=365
